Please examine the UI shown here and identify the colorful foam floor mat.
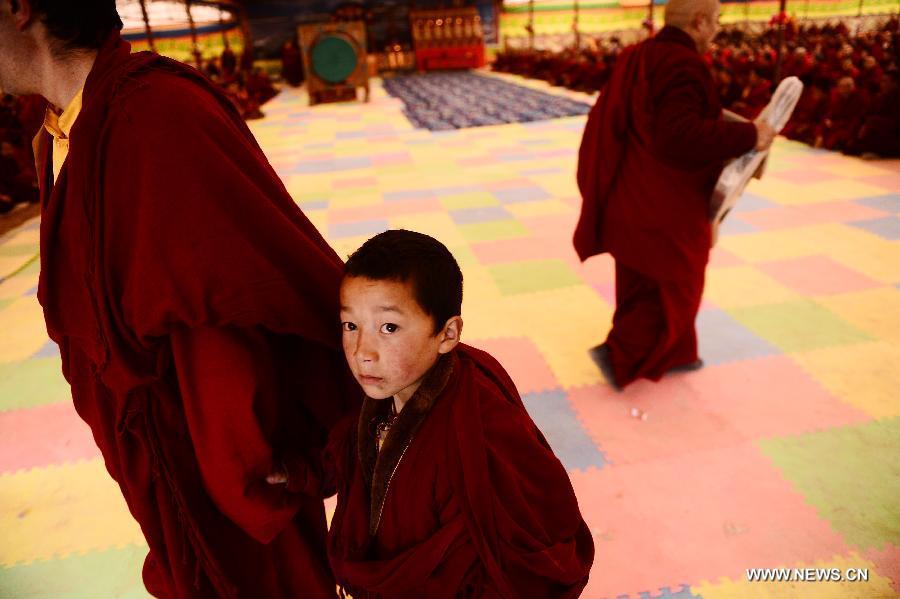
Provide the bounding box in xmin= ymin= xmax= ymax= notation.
xmin=1 ymin=74 xmax=898 ymax=598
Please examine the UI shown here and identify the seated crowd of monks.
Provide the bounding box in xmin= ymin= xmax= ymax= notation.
xmin=494 ymin=17 xmax=900 ymax=157
xmin=0 ymin=94 xmax=42 ymax=214
xmin=200 ymin=46 xmax=279 ymax=120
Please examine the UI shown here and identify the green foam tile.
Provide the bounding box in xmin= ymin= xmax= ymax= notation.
xmin=488 ymin=259 xmax=582 ymax=295
xmin=760 ymin=417 xmax=900 ymax=551
xmin=0 ymin=544 xmax=150 ymax=599
xmin=729 ymin=300 xmax=872 ymax=353
xmin=0 ymin=244 xmax=37 ymax=258
xmin=0 ymin=358 xmax=71 ymax=412
xmin=458 ymin=220 xmax=528 ymax=243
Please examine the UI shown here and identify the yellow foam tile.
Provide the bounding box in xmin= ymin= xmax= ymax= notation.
xmin=784 ymin=179 xmax=891 ymax=204
xmin=386 ymin=212 xmax=468 ymax=249
xmin=0 ymin=271 xmax=39 ymax=301
xmin=0 ymin=297 xmax=47 ymax=363
xmin=329 ymin=236 xmax=374 ymax=261
xmin=1 ymin=226 xmax=40 ymax=247
xmin=505 ymin=199 xmax=574 ymax=219
xmin=827 ymin=244 xmax=900 ymax=285
xmin=792 ymin=341 xmax=900 ymax=419
xmin=479 ymin=287 xmax=611 ymax=388
xmin=705 ymin=266 xmax=800 ymax=309
xmin=0 ymin=459 xmax=145 ymax=566
xmin=326 ymin=191 xmax=382 ymax=210
xmin=304 ymin=211 xmax=328 ymax=237
xmin=285 ymin=174 xmax=335 ymax=195
xmin=826 ymin=159 xmax=898 ymax=179
xmin=692 ymin=552 xmax=895 ymax=598
xmin=819 ymin=288 xmax=900 ymax=342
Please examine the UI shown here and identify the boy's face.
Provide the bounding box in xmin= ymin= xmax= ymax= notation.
xmin=340 ymin=276 xmax=462 ymax=404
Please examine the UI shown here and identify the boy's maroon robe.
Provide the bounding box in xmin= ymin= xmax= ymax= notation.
xmin=35 ymin=34 xmax=357 ymax=598
xmin=325 ymin=344 xmax=594 ymax=598
xmin=573 ymin=26 xmax=757 ymax=386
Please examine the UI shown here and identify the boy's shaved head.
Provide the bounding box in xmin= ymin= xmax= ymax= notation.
xmin=344 ymin=230 xmax=463 ymax=335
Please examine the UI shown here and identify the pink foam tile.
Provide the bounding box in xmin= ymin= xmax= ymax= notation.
xmin=568 ymin=380 xmax=749 ymax=466
xmin=771 ymin=168 xmax=841 ymax=185
xmin=0 ymin=402 xmax=99 ymax=473
xmin=467 ymin=337 xmax=558 ymax=394
xmin=470 ymin=236 xmax=572 ymax=265
xmin=709 ymin=247 xmax=744 ymax=267
xmin=328 ymin=198 xmax=443 ymax=224
xmin=458 ymin=155 xmax=490 ymax=167
xmin=864 ymin=544 xmax=900 ymax=594
xmin=682 ymin=355 xmax=871 ymax=439
xmin=520 ymin=213 xmax=579 ymax=241
xmin=756 ymin=255 xmax=882 ymax=295
xmin=859 ymin=172 xmax=900 ymax=190
xmin=371 ymin=152 xmax=413 ymax=167
xmin=591 ymin=282 xmax=616 ymax=306
xmin=332 ymin=176 xmax=378 ymax=190
xmin=740 ymin=202 xmax=886 ymax=230
xmin=572 ymin=444 xmax=852 ymax=597
xmin=576 ymin=254 xmax=615 ymax=286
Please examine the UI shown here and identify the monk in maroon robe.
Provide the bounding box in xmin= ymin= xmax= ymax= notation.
xmin=291 ymin=230 xmax=594 ymax=597
xmin=815 ymin=76 xmax=868 ymax=152
xmin=573 ymin=0 xmax=774 ymax=388
xmin=1 ymin=2 xmax=357 ymax=597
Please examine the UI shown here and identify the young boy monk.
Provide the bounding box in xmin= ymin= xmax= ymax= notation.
xmin=324 ymin=229 xmax=594 ymax=597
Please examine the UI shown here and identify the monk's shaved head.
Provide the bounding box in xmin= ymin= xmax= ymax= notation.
xmin=664 ymin=0 xmax=721 ymax=52
xmin=665 ymin=0 xmax=717 ymax=28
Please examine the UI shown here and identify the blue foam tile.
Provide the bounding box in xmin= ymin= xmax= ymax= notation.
xmin=848 ymin=216 xmax=900 ymax=240
xmin=383 ymin=189 xmax=437 ymax=202
xmin=638 ymin=585 xmax=702 ymax=599
xmin=493 ymin=186 xmax=553 ymax=204
xmin=731 ymin=192 xmax=777 ymax=213
xmin=855 ymin=194 xmax=900 ymax=214
xmin=717 ymin=216 xmax=759 ymax=236
xmin=33 ymin=339 xmax=61 ymax=359
xmin=297 ymin=200 xmax=328 ymax=210
xmin=327 ymin=219 xmax=388 ymax=239
xmin=522 ymin=389 xmax=608 ymax=471
xmin=431 ymin=184 xmax=485 ymax=195
xmin=289 ymin=157 xmax=372 ymax=174
xmin=449 ymin=205 xmax=511 ymax=225
xmin=696 ymin=308 xmax=780 ymax=365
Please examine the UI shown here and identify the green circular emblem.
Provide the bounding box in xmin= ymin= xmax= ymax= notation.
xmin=311 ymin=35 xmax=358 ymax=83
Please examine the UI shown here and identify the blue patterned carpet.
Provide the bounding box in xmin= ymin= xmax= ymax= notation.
xmin=382 ymin=71 xmax=591 ymax=131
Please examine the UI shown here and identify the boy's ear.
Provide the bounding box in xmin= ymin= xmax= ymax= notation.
xmin=437 ymin=316 xmax=463 ymax=354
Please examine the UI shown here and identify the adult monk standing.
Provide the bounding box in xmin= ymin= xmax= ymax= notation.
xmin=0 ymin=1 xmax=357 ymax=597
xmin=574 ymin=0 xmax=776 ymax=388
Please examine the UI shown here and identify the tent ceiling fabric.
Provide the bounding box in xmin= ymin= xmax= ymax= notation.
xmin=117 ymin=0 xmax=237 ymax=32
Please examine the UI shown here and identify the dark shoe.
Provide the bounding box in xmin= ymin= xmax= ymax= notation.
xmin=667 ymin=359 xmax=704 ymax=374
xmin=588 ymin=343 xmax=621 ymax=391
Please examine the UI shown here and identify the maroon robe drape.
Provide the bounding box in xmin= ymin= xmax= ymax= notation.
xmin=326 ymin=344 xmax=594 ymax=597
xmin=573 ymin=26 xmax=757 ymax=386
xmin=35 ymin=33 xmax=358 ymax=598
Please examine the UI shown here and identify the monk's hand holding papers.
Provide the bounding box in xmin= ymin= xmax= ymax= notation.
xmin=710 ymin=76 xmax=804 ymax=245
